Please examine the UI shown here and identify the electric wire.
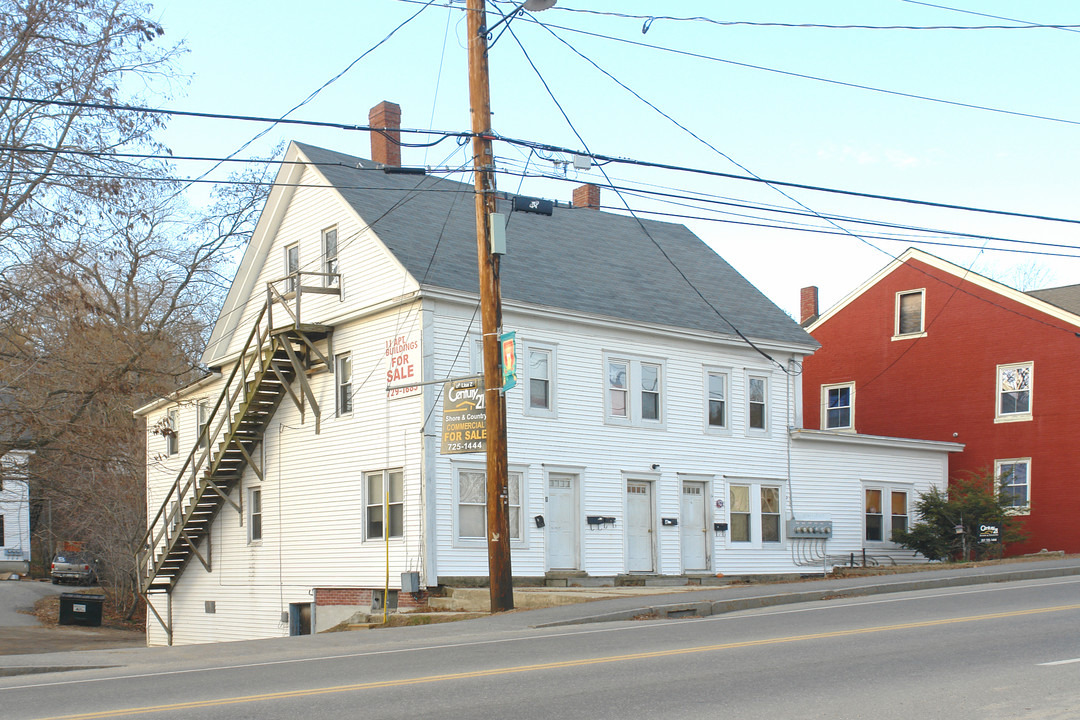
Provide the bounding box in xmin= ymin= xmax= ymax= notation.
xmin=504 ymin=22 xmax=794 ymax=371
xmin=6 ymin=106 xmax=1080 ymax=226
xmin=523 ymin=18 xmax=1080 ymax=129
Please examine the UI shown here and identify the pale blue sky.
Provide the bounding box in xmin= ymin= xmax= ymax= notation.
xmin=151 ymin=1 xmax=1080 ymax=318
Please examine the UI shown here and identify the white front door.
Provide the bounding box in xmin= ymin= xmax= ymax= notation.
xmin=680 ymin=481 xmax=708 ymax=571
xmin=546 ymin=473 xmax=578 ymax=569
xmin=626 ymin=481 xmax=654 ymax=572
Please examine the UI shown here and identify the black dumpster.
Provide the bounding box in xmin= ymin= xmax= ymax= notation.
xmin=58 ymin=593 xmax=105 ymax=627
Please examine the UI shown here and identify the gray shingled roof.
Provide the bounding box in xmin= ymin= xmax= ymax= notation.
xmin=1027 ymin=284 xmax=1080 ymax=316
xmin=297 ymin=142 xmax=815 ymax=349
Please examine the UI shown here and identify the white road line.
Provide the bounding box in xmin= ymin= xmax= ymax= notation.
xmin=4 ymin=575 xmax=1079 ymax=691
xmin=1038 ymin=657 xmax=1080 ymax=666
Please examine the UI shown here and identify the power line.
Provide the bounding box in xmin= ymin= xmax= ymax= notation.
xmin=494 ymin=161 xmax=1080 ymax=254
xmin=525 ymin=19 xmax=1080 ymax=129
xmin=0 ymin=95 xmax=471 ymax=144
xmin=492 ymin=133 xmax=1080 ymax=226
xmin=505 ymin=21 xmax=791 ymax=371
xmin=6 ymin=109 xmax=1080 ymax=225
xmin=901 ymin=0 xmax=1080 ymax=34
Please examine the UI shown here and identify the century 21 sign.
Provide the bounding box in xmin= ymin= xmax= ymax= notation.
xmin=441 ymin=378 xmax=486 ymax=454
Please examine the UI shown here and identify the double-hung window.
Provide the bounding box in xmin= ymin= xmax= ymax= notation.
xmin=166 ymin=408 xmax=179 ymax=456
xmin=323 ymin=227 xmax=339 ymax=287
xmin=456 ymin=466 xmax=523 ymax=543
xmin=996 ymin=362 xmax=1032 ymax=422
xmin=641 ymin=363 xmax=661 ymax=421
xmin=607 ymin=360 xmax=629 ymax=419
xmin=706 ymin=370 xmax=728 ymax=429
xmin=284 ymin=243 xmax=299 ymax=293
xmin=822 ymin=383 xmax=854 ymax=430
xmin=248 ymin=488 xmax=263 ymax=543
xmin=996 ymin=458 xmax=1030 ymax=512
xmin=604 ymin=355 xmax=664 ymax=425
xmin=747 ymin=375 xmax=768 ymax=432
xmin=864 ymin=485 xmax=910 ymax=543
xmin=525 ymin=344 xmax=556 ymax=416
xmin=365 ymin=469 xmax=404 ymax=540
xmin=197 ymin=400 xmax=210 ymax=451
xmin=336 ymin=353 xmax=352 ymax=416
xmin=728 ymin=483 xmax=783 ymax=544
xmin=894 ymin=289 xmax=925 ymax=338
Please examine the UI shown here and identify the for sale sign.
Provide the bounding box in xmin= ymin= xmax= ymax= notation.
xmin=978 ymin=523 xmax=1002 ymax=543
xmin=441 ymin=378 xmax=486 ymax=454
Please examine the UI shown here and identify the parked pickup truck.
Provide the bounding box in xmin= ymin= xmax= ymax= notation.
xmin=50 ymin=552 xmax=98 ymax=585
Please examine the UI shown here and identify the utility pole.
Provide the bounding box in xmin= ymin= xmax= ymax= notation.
xmin=466 ymin=0 xmax=513 ymax=613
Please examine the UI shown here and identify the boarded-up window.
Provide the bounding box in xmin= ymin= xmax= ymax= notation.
xmin=897 ymin=291 xmax=923 ymax=335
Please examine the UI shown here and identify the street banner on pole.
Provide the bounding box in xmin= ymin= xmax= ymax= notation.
xmin=500 ymin=330 xmax=517 ymax=392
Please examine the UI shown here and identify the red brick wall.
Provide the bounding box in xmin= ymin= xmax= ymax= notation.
xmin=803 ymin=256 xmax=1080 ymax=554
xmin=315 ymin=587 xmax=429 ymax=609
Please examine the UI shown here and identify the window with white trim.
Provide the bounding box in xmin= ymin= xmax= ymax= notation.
xmin=706 ymin=370 xmax=728 ymax=429
xmin=607 ymin=359 xmax=628 ymax=419
xmin=166 ymin=408 xmax=179 ymax=456
xmin=323 ymin=227 xmax=339 ymax=287
xmin=822 ymin=383 xmax=854 ymax=430
xmin=365 ymin=469 xmax=404 ymax=540
xmin=996 ymin=458 xmax=1030 ymax=511
xmin=284 ymin=243 xmax=299 ymax=293
xmin=641 ymin=363 xmax=661 ymax=421
xmin=336 ymin=352 xmax=352 ymax=416
xmin=525 ymin=344 xmax=556 ymax=416
xmin=728 ymin=483 xmax=783 ymax=544
xmin=996 ymin=362 xmax=1032 ymax=421
xmin=456 ymin=466 xmax=523 ymax=543
xmin=863 ymin=484 xmax=911 ymax=543
xmin=248 ymin=488 xmax=263 ymax=543
xmin=197 ymin=399 xmax=209 ymax=451
xmin=604 ymin=355 xmax=665 ymax=425
xmin=747 ymin=375 xmax=768 ymax=431
xmin=895 ymin=289 xmax=925 ymax=337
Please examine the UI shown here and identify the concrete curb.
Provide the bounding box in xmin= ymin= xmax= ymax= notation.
xmin=533 ymin=564 xmax=1080 ymax=628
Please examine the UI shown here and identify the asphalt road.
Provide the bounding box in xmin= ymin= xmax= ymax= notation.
xmin=2 ymin=575 xmax=1078 ymax=719
xmin=0 ymin=580 xmax=144 ymax=656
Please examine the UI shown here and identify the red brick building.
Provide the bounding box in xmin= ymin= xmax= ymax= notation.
xmin=800 ymin=248 xmax=1080 ymax=555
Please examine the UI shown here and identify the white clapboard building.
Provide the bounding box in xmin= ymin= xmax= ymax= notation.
xmin=136 ymin=103 xmax=960 ymax=646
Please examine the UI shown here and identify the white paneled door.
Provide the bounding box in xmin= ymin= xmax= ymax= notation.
xmin=547 ymin=473 xmax=578 ymax=569
xmin=680 ymin=481 xmax=708 ymax=571
xmin=626 ymin=480 xmax=654 ymax=572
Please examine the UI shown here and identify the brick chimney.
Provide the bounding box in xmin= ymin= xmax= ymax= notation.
xmin=800 ymin=286 xmax=819 ymax=326
xmin=573 ymin=183 xmax=600 ymax=210
xmin=369 ymin=101 xmax=402 ymax=167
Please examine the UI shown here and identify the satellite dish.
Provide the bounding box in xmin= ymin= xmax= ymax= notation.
xmin=523 ymin=0 xmax=556 ymax=11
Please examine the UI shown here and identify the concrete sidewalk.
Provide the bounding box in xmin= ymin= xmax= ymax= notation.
xmin=1 ymin=556 xmax=1078 ymax=676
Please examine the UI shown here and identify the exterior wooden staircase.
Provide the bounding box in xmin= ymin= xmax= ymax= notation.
xmin=139 ymin=274 xmax=337 ymax=641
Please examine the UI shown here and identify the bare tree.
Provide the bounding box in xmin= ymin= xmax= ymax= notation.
xmin=0 ymin=0 xmax=180 ymax=250
xmin=2 ymin=165 xmax=269 ymax=614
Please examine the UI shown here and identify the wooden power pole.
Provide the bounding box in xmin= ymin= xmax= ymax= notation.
xmin=466 ymin=0 xmax=514 ymax=613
